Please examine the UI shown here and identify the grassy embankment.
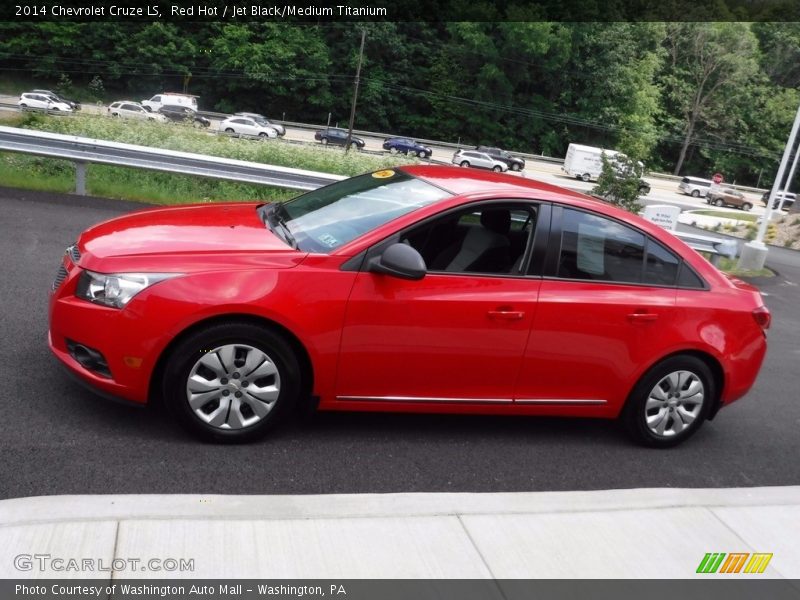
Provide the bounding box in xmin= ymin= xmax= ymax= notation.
xmin=0 ymin=111 xmax=413 ymax=204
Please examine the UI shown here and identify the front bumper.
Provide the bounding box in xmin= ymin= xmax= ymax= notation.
xmin=48 ymin=257 xmax=153 ymax=404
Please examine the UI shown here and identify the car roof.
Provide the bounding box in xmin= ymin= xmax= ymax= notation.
xmin=401 ymin=165 xmax=592 ymax=202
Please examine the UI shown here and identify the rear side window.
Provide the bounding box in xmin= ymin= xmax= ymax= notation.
xmin=558 ymin=209 xmax=645 ymax=284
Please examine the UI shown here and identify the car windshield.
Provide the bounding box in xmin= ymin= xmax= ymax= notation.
xmin=262 ymin=170 xmax=451 ymax=253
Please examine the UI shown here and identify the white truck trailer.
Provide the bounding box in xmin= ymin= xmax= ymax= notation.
xmin=562 ymin=143 xmax=623 ymax=182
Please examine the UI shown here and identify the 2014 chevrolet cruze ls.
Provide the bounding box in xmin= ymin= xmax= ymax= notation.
xmin=49 ymin=166 xmax=769 ymax=446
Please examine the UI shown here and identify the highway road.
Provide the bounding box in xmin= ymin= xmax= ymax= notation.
xmin=2 ymin=94 xmax=784 ymax=218
xmin=1 ymin=186 xmax=798 ymax=500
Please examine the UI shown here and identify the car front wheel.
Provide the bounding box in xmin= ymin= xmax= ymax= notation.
xmin=321 ymin=138 xmax=328 ymax=145
xmin=622 ymin=356 xmax=713 ymax=448
xmin=163 ymin=322 xmax=301 ymax=443
xmin=388 ymin=147 xmax=398 ymax=154
xmin=742 ymin=202 xmax=752 ymax=211
xmin=492 ymin=165 xmax=502 ymax=172
xmin=580 ymin=173 xmax=591 ymax=182
xmin=511 ymin=163 xmax=521 ymax=172
xmin=225 ymin=128 xmax=235 ymax=133
xmin=351 ymin=142 xmax=359 ymax=150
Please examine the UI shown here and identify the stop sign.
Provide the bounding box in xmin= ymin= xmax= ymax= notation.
xmin=712 ymin=172 xmax=724 ymax=184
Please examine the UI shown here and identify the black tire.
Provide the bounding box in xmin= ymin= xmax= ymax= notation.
xmin=225 ymin=128 xmax=235 ymax=133
xmin=259 ymin=132 xmax=269 ymax=138
xmin=581 ymin=173 xmax=591 ymax=182
xmin=389 ymin=147 xmax=398 ymax=154
xmin=715 ymin=198 xmax=725 ymax=207
xmin=163 ymin=321 xmax=302 ymax=443
xmin=691 ymin=190 xmax=700 ymax=198
xmin=742 ymin=203 xmax=752 ymax=211
xmin=492 ymin=165 xmax=502 ymax=172
xmin=621 ymin=355 xmax=714 ymax=448
xmin=460 ymin=161 xmax=469 ymax=168
xmin=350 ymin=141 xmax=359 ymax=150
xmin=321 ymin=138 xmax=328 ymax=145
xmin=19 ymin=103 xmax=27 ymax=110
xmin=416 ymin=150 xmax=425 ymax=158
xmin=511 ymin=163 xmax=521 ymax=172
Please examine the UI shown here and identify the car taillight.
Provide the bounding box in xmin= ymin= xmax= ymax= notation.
xmin=752 ymin=306 xmax=771 ymax=331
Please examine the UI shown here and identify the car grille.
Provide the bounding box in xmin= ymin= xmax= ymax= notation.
xmin=67 ymin=244 xmax=81 ymax=263
xmin=53 ymin=243 xmax=80 ymax=291
xmin=53 ymin=264 xmax=68 ymax=290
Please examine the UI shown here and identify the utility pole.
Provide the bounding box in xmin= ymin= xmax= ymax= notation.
xmin=777 ymin=142 xmax=800 ymax=211
xmin=345 ymin=29 xmax=366 ymax=154
xmin=738 ymin=101 xmax=800 ymax=271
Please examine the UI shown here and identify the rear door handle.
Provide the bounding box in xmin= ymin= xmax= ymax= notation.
xmin=627 ymin=312 xmax=658 ymax=322
xmin=487 ymin=310 xmax=525 ymax=321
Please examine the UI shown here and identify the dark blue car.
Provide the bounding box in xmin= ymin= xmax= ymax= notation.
xmin=382 ymin=137 xmax=432 ymax=158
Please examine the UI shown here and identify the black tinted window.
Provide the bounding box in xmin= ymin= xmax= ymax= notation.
xmin=643 ymin=239 xmax=680 ymax=286
xmin=677 ymin=263 xmax=705 ymax=289
xmin=558 ymin=209 xmax=645 ymax=284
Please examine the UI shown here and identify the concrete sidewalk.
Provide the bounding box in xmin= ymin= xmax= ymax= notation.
xmin=1 ymin=487 xmax=798 ymax=580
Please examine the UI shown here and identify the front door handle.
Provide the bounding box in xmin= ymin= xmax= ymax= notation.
xmin=627 ymin=312 xmax=658 ymax=322
xmin=487 ymin=309 xmax=525 ymax=321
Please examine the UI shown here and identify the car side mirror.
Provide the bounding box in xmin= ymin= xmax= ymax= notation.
xmin=368 ymin=243 xmax=426 ymax=280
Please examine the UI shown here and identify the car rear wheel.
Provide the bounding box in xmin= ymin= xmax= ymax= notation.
xmin=224 ymin=128 xmax=235 ymax=133
xmin=163 ymin=322 xmax=301 ymax=443
xmin=622 ymin=355 xmax=713 ymax=448
xmin=259 ymin=132 xmax=269 ymax=138
xmin=460 ymin=161 xmax=469 ymax=168
xmin=691 ymin=190 xmax=700 ymax=198
xmin=715 ymin=198 xmax=724 ymax=207
xmin=580 ymin=173 xmax=591 ymax=182
xmin=742 ymin=202 xmax=752 ymax=211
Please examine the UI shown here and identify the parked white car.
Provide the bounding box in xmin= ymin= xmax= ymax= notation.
xmin=108 ymin=101 xmax=168 ymax=122
xmin=219 ymin=116 xmax=278 ymax=138
xmin=452 ymin=149 xmax=508 ymax=172
xmin=18 ymin=92 xmax=73 ymax=113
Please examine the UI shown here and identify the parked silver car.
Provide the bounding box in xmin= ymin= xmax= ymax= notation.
xmin=234 ymin=113 xmax=285 ymax=136
xmin=108 ymin=101 xmax=168 ymax=122
xmin=220 ymin=116 xmax=278 ymax=138
xmin=452 ymin=150 xmax=508 ymax=172
xmin=678 ymin=176 xmax=713 ymax=198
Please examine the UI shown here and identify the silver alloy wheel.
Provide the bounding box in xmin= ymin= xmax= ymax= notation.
xmin=185 ymin=344 xmax=281 ymax=430
xmin=645 ymin=370 xmax=704 ymax=438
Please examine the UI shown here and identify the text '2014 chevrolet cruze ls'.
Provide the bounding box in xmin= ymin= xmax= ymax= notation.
xmin=49 ymin=166 xmax=769 ymax=446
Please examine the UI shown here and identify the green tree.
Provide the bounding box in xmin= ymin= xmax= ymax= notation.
xmin=592 ymin=153 xmax=644 ymax=213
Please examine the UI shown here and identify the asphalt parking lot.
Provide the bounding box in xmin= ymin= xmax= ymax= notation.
xmin=1 ymin=186 xmax=799 ymax=500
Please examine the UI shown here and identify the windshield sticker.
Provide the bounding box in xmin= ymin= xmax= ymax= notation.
xmin=318 ymin=233 xmax=340 ymax=248
xmin=372 ymin=169 xmax=396 ymax=179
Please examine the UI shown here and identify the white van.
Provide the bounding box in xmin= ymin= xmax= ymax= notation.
xmin=678 ymin=176 xmax=713 ymax=198
xmin=562 ymin=143 xmax=643 ymax=182
xmin=140 ymin=93 xmax=198 ymax=112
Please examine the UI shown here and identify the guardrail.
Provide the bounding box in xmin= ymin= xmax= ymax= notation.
xmin=672 ymin=230 xmax=738 ymax=265
xmin=0 ymin=125 xmax=345 ymax=194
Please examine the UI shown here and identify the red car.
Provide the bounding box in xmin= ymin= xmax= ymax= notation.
xmin=49 ymin=166 xmax=770 ymax=447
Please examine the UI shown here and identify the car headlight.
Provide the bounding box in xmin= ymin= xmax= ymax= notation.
xmin=76 ymin=270 xmax=178 ymax=309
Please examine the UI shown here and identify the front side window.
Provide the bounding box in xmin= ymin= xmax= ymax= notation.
xmin=261 ymin=170 xmax=451 ymax=253
xmin=401 ymin=204 xmax=536 ymax=276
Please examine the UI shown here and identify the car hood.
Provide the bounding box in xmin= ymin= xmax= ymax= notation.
xmin=77 ymin=202 xmax=305 ymax=273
